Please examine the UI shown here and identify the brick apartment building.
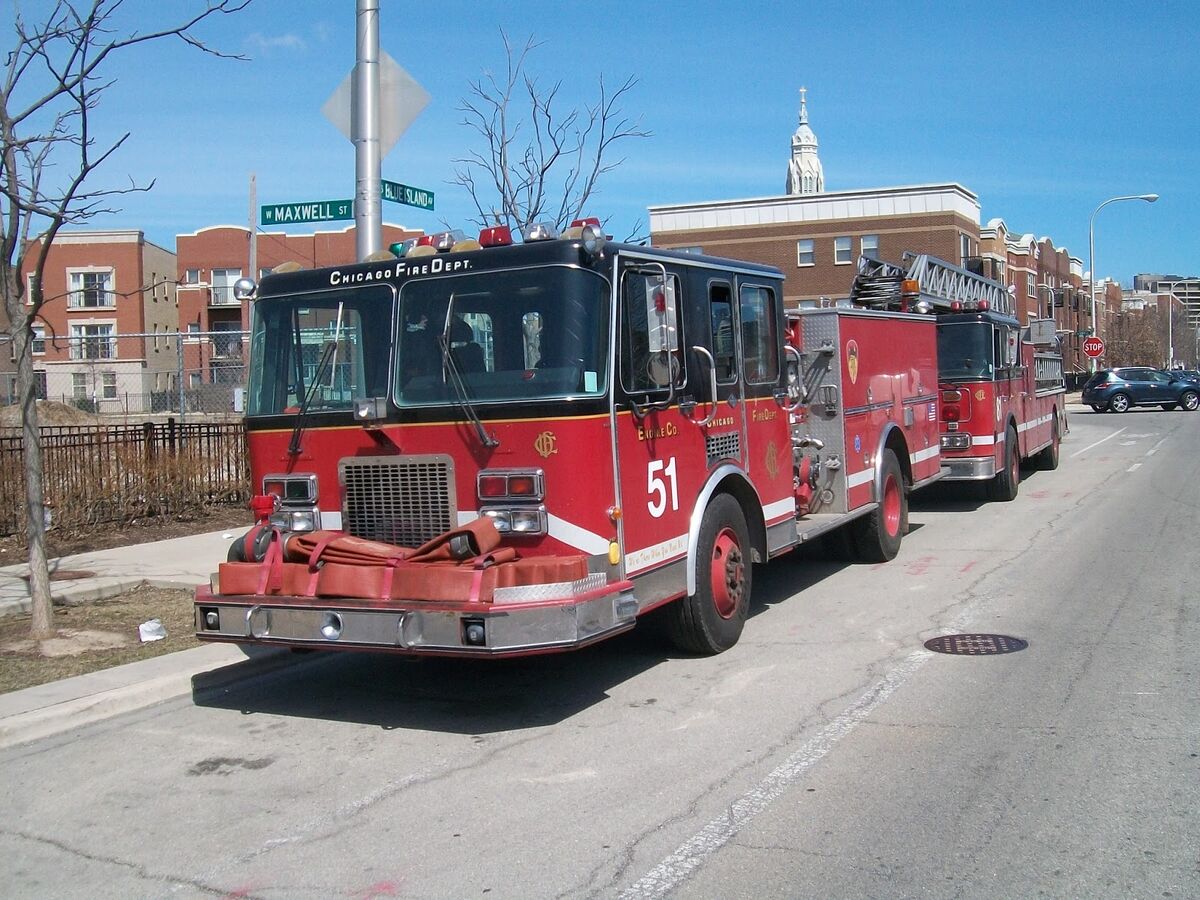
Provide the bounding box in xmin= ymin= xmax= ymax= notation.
xmin=649 ymin=182 xmax=983 ymax=307
xmin=174 ymin=223 xmax=421 ymax=389
xmin=16 ymin=230 xmax=178 ymax=412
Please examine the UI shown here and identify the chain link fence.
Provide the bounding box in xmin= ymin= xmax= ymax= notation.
xmin=0 ymin=330 xmax=249 ymax=421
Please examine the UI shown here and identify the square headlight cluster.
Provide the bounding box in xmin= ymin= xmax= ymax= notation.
xmin=940 ymin=434 xmax=971 ymax=451
xmin=263 ymin=473 xmax=320 ymax=533
xmin=477 ymin=469 xmax=547 ymax=536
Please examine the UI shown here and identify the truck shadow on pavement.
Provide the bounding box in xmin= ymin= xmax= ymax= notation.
xmin=190 ymin=549 xmax=850 ymax=735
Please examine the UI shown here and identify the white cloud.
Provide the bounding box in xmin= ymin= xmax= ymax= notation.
xmin=245 ymin=32 xmax=307 ymax=55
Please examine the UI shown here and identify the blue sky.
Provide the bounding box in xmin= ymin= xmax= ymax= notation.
xmin=30 ymin=0 xmax=1198 ymax=284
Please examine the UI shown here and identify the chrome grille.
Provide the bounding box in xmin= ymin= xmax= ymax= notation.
xmin=339 ymin=454 xmax=455 ymax=547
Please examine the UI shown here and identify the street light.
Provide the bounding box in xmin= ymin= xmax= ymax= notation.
xmin=1088 ymin=193 xmax=1158 ymax=371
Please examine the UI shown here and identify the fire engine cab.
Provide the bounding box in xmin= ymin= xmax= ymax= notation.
xmin=852 ymin=254 xmax=1066 ymax=501
xmin=195 ymin=222 xmax=944 ymax=657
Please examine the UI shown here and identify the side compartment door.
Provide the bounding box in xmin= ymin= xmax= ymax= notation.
xmin=613 ymin=262 xmax=708 ymax=587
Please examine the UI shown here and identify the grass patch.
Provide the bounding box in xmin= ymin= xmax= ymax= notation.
xmin=0 ymin=585 xmax=202 ymax=694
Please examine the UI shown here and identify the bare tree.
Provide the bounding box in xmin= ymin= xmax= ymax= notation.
xmin=450 ymin=31 xmax=650 ymax=239
xmin=1 ymin=0 xmax=251 ymax=642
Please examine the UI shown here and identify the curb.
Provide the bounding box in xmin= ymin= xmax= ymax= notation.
xmin=0 ymin=642 xmax=297 ymax=750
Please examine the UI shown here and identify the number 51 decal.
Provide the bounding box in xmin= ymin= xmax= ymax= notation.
xmin=647 ymin=457 xmax=678 ymax=518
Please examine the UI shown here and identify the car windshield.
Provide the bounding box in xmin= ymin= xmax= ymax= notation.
xmin=394 ymin=265 xmax=609 ymax=406
xmin=936 ymin=322 xmax=994 ymax=380
xmin=246 ymin=285 xmax=393 ymax=416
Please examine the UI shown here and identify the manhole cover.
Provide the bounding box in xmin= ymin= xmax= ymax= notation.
xmin=924 ymin=633 xmax=1028 ymax=655
xmin=20 ymin=569 xmax=96 ymax=583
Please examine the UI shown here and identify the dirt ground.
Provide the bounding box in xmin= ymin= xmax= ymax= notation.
xmin=0 ymin=585 xmax=201 ymax=694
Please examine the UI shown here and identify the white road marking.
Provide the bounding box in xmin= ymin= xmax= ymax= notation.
xmin=1127 ymin=463 xmax=1142 ymax=473
xmin=1146 ymin=437 xmax=1168 ymax=456
xmin=1069 ymin=426 xmax=1127 ymax=458
xmin=618 ymin=649 xmax=931 ymax=899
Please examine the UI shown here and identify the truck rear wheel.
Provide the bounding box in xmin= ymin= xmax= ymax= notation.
xmin=666 ymin=493 xmax=750 ymax=655
xmin=1035 ymin=414 xmax=1060 ymax=471
xmin=850 ymin=449 xmax=906 ymax=562
xmin=988 ymin=425 xmax=1020 ymax=501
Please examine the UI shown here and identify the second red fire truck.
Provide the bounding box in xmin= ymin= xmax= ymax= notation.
xmin=196 ymin=224 xmax=1048 ymax=659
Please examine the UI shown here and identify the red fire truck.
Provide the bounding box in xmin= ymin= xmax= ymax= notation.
xmin=851 ymin=254 xmax=1066 ymax=501
xmin=196 ymin=222 xmax=943 ymax=657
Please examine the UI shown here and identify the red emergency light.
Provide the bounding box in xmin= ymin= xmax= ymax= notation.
xmin=478 ymin=225 xmax=514 ymax=247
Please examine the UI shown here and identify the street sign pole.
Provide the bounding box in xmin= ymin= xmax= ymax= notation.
xmin=353 ymin=0 xmax=382 ymax=261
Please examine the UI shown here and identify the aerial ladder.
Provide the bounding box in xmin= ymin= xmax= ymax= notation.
xmin=849 ymin=253 xmax=1013 ymax=317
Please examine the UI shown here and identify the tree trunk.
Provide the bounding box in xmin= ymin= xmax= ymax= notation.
xmin=2 ymin=266 xmax=54 ymax=639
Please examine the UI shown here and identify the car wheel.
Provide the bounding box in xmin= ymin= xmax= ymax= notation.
xmin=1181 ymin=390 xmax=1199 ymax=412
xmin=1108 ymin=392 xmax=1131 ymax=413
xmin=666 ymin=493 xmax=750 ymax=655
xmin=1162 ymin=404 xmax=1177 ymax=411
xmin=988 ymin=425 xmax=1020 ymax=502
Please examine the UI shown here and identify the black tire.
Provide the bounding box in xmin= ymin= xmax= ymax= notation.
xmin=1035 ymin=414 xmax=1061 ymax=471
xmin=666 ymin=493 xmax=751 ymax=655
xmin=1161 ymin=404 xmax=1177 ymax=411
xmin=1108 ymin=392 xmax=1131 ymax=413
xmin=988 ymin=425 xmax=1020 ymax=502
xmin=1181 ymin=390 xmax=1199 ymax=412
xmin=1090 ymin=404 xmax=1105 ymax=413
xmin=850 ymin=449 xmax=907 ymax=562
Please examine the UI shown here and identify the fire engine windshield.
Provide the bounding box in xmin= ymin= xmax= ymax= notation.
xmin=937 ymin=322 xmax=995 ymax=380
xmin=246 ymin=285 xmax=393 ymax=416
xmin=394 ymin=266 xmax=608 ymax=406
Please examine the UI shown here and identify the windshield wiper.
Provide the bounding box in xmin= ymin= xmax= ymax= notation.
xmin=438 ymin=332 xmax=499 ymax=449
xmin=288 ymin=340 xmax=337 ymax=456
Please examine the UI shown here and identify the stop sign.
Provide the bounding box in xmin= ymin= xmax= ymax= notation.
xmin=1082 ymin=336 xmax=1106 ymax=359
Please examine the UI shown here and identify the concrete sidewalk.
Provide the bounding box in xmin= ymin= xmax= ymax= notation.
xmin=0 ymin=527 xmax=293 ymax=749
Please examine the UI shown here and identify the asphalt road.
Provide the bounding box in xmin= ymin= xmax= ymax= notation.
xmin=3 ymin=404 xmax=1198 ymax=899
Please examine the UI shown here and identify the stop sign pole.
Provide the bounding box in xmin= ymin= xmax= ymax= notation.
xmin=1083 ymin=336 xmax=1106 ymax=360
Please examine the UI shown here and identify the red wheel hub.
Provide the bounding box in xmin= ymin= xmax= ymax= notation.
xmin=882 ymin=473 xmax=901 ymax=537
xmin=709 ymin=528 xmax=744 ymax=619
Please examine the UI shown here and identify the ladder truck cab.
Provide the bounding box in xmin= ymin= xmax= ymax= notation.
xmin=196 ymin=221 xmax=943 ymax=659
xmin=852 ymin=254 xmax=1066 ymax=502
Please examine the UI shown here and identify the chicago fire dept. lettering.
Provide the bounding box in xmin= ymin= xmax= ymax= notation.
xmin=328 ymin=256 xmax=472 ymax=286
xmin=752 ymin=407 xmax=778 ymax=422
xmin=708 ymin=415 xmax=735 ymax=428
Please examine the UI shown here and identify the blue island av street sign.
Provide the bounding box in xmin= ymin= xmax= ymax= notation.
xmin=261 ymin=199 xmax=354 ymax=226
xmin=381 ymin=179 xmax=435 ymax=211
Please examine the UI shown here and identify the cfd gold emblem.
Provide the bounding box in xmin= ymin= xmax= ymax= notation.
xmin=534 ymin=431 xmax=558 ymax=458
xmin=765 ymin=441 xmax=780 ymax=480
xmin=974 ymin=389 xmax=986 ymax=401
xmin=846 ymin=339 xmax=860 ymax=385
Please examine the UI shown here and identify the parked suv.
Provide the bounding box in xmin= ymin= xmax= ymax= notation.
xmin=1082 ymin=367 xmax=1200 ymax=413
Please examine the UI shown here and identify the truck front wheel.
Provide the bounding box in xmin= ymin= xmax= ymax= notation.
xmin=850 ymin=449 xmax=906 ymax=562
xmin=666 ymin=493 xmax=750 ymax=655
xmin=988 ymin=425 xmax=1020 ymax=501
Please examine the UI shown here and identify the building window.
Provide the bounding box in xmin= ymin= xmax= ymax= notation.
xmin=834 ymin=236 xmax=852 ymax=264
xmin=68 ymin=270 xmax=115 ymax=308
xmin=69 ymin=323 xmax=116 ymax=360
xmin=960 ymin=233 xmax=973 ymax=262
xmin=72 ymin=372 xmax=87 ymax=399
xmin=101 ymin=371 xmax=117 ymax=400
xmin=1027 ymin=275 xmax=1037 ymax=298
xmin=860 ymin=235 xmax=879 ymax=259
xmin=184 ymin=269 xmax=201 ymax=284
xmin=796 ymin=239 xmax=815 ymax=266
xmin=34 ymin=370 xmax=47 ymax=400
xmin=25 ymin=273 xmax=38 ymax=304
xmin=211 ymin=268 xmax=243 ymax=305
xmin=32 ymin=326 xmax=45 ymax=355
xmin=187 ymin=322 xmax=201 ymax=334
xmin=189 ymin=372 xmax=202 ymax=389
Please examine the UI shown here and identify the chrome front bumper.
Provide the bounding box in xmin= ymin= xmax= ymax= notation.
xmin=195 ymin=584 xmax=639 ymax=657
xmin=939 ymin=455 xmax=997 ymax=481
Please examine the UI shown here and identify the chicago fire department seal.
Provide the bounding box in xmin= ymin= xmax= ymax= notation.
xmin=846 ymin=339 xmax=860 ymax=385
xmin=534 ymin=431 xmax=558 ymax=458
xmin=765 ymin=440 xmax=779 ymax=480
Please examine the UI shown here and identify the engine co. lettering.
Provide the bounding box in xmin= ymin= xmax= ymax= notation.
xmin=637 ymin=422 xmax=678 ymax=441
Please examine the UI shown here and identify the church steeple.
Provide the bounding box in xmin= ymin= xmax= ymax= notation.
xmin=786 ymin=86 xmax=824 ymax=196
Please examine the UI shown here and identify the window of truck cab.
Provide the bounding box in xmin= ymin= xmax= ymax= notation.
xmin=246 ymin=284 xmax=393 ymax=416
xmin=394 ymin=265 xmax=609 ymax=406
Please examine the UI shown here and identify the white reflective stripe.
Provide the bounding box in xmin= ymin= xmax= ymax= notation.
xmin=1017 ymin=413 xmax=1054 ymax=433
xmin=972 ymin=434 xmax=997 ymax=446
xmin=910 ymin=445 xmax=940 ymax=465
xmin=457 ymin=510 xmax=478 ymax=526
xmin=321 ymin=510 xmax=343 ymax=530
xmin=845 ymin=467 xmax=875 ymax=489
xmin=626 ymin=533 xmax=689 ymax=573
xmin=762 ymin=497 xmax=796 ymax=522
xmin=547 ymin=513 xmax=611 ymax=556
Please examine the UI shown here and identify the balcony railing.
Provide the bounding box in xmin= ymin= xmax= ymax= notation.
xmin=68 ymin=338 xmax=117 ymax=361
xmin=67 ymin=290 xmax=116 ymax=309
xmin=209 ymin=285 xmax=241 ymax=306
